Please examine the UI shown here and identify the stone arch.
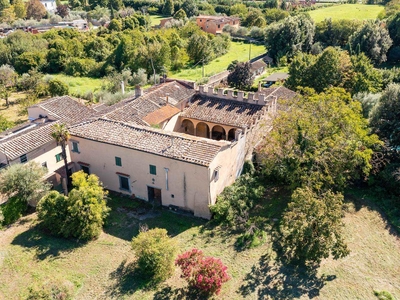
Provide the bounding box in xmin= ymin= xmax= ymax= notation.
xmin=228 ymin=128 xmax=236 ymax=141
xmin=196 ymin=122 xmax=210 ymax=138
xmin=182 ymin=119 xmax=194 ymax=135
xmin=212 ymin=125 xmax=226 ymax=141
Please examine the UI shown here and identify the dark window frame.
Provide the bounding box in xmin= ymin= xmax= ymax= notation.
xmin=115 ymin=156 xmax=122 ymax=167
xmin=118 ymin=175 xmax=130 ymax=192
xmin=20 ymin=154 xmax=27 ymax=164
xmin=150 ymin=165 xmax=157 ymax=175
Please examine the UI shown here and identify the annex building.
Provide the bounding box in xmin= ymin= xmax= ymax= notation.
xmin=0 ymin=82 xmax=296 ymax=218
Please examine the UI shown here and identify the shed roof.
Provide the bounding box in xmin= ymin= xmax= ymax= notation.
xmin=263 ymin=73 xmax=289 ymax=82
xmin=143 ymin=105 xmax=181 ymax=125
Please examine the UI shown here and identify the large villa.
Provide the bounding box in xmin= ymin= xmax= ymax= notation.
xmin=0 ymin=81 xmax=296 ymax=218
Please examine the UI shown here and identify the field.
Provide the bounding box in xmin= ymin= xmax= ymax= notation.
xmin=149 ymin=15 xmax=169 ymax=26
xmin=0 ymin=92 xmax=30 ymax=124
xmin=308 ymin=4 xmax=384 ymax=23
xmin=50 ymin=74 xmax=104 ymax=96
xmin=170 ymin=41 xmax=266 ymax=81
xmin=0 ymin=190 xmax=399 ymax=299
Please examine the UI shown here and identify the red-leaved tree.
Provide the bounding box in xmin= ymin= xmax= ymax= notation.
xmin=175 ymin=249 xmax=230 ymax=296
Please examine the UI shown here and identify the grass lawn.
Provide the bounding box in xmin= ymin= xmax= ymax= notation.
xmin=252 ymin=66 xmax=289 ymax=89
xmin=50 ymin=74 xmax=104 ymax=96
xmin=0 ymin=190 xmax=399 ymax=299
xmin=308 ymin=4 xmax=384 ymax=23
xmin=149 ymin=15 xmax=169 ymax=26
xmin=0 ymin=92 xmax=30 ymax=124
xmin=170 ymin=41 xmax=266 ymax=82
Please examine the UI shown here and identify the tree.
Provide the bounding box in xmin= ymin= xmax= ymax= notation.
xmin=14 ymin=51 xmax=46 ymax=74
xmin=244 ymin=9 xmax=266 ymax=28
xmin=370 ymin=84 xmax=400 ymax=149
xmin=280 ymin=187 xmax=350 ymax=264
xmin=315 ymin=19 xmax=362 ymax=48
xmin=181 ymin=0 xmax=198 ymax=17
xmin=349 ymin=20 xmax=392 ymax=64
xmin=0 ymin=114 xmax=13 ymax=132
xmin=162 ymin=0 xmax=174 ymax=16
xmin=0 ymin=64 xmax=17 ymax=108
xmin=108 ymin=18 xmax=122 ymax=31
xmin=55 ymin=4 xmax=69 ymax=18
xmin=37 ymin=171 xmax=110 ymax=240
xmin=264 ymin=14 xmax=315 ymax=62
xmin=173 ymin=8 xmax=186 ymax=20
xmin=388 ymin=12 xmax=400 ymax=47
xmin=131 ymin=228 xmax=178 ymax=283
xmin=261 ymin=88 xmax=381 ymax=191
xmin=51 ymin=123 xmax=70 ymax=195
xmin=0 ymin=162 xmax=50 ymax=224
xmin=26 ymin=0 xmax=46 ymax=20
xmin=229 ymin=3 xmax=247 ymax=20
xmin=227 ymin=62 xmax=253 ymax=90
xmin=48 ymin=78 xmax=69 ymax=96
xmin=264 ymin=8 xmax=288 ymax=24
xmin=186 ymin=32 xmax=213 ymax=64
xmin=176 ymin=249 xmax=230 ymax=296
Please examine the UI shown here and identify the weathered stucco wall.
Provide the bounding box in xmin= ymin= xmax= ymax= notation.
xmin=70 ymin=137 xmax=212 ymax=219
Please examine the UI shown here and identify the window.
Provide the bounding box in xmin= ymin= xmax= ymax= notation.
xmin=150 ymin=165 xmax=156 ymax=175
xmin=41 ymin=162 xmax=48 ymax=169
xmin=218 ymin=25 xmax=220 ymax=28
xmin=81 ymin=165 xmax=90 ymax=174
xmin=119 ymin=175 xmax=130 ymax=191
xmin=55 ymin=153 xmax=62 ymax=162
xmin=115 ymin=156 xmax=122 ymax=167
xmin=71 ymin=141 xmax=79 ymax=153
xmin=20 ymin=154 xmax=27 ymax=164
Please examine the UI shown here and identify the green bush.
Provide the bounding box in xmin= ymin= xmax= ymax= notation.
xmin=26 ymin=280 xmax=73 ymax=300
xmin=48 ymin=79 xmax=69 ymax=97
xmin=1 ymin=196 xmax=28 ymax=226
xmin=131 ymin=228 xmax=178 ymax=283
xmin=210 ymin=163 xmax=265 ymax=227
xmin=37 ymin=171 xmax=110 ymax=240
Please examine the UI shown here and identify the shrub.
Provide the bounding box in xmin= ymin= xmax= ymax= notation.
xmin=131 ymin=228 xmax=178 ymax=283
xmin=37 ymin=171 xmax=110 ymax=240
xmin=48 ymin=78 xmax=69 ymax=96
xmin=1 ymin=196 xmax=27 ymax=226
xmin=176 ymin=248 xmax=230 ymax=296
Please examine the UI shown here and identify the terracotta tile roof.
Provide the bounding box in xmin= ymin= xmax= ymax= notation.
xmin=31 ymin=96 xmax=96 ymax=125
xmin=261 ymin=86 xmax=297 ymax=100
xmin=0 ymin=121 xmax=57 ymax=160
xmin=181 ymin=95 xmax=266 ymax=128
xmin=263 ymin=73 xmax=289 ymax=82
xmin=69 ymin=118 xmax=224 ymax=166
xmin=101 ymin=81 xmax=195 ymax=126
xmin=143 ymin=105 xmax=181 ymax=125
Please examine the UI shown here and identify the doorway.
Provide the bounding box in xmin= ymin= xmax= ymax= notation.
xmin=148 ymin=186 xmax=162 ymax=207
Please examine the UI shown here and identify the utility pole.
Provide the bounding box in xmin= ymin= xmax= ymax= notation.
xmin=202 ymin=59 xmax=205 ymax=78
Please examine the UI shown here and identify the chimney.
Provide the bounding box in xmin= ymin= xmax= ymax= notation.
xmin=121 ymin=81 xmax=125 ymax=94
xmin=135 ymin=85 xmax=143 ymax=97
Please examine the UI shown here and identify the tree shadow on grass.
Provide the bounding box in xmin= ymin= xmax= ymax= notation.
xmin=239 ymin=253 xmax=336 ymax=299
xmin=153 ymin=286 xmax=208 ymax=300
xmin=11 ymin=224 xmax=85 ymax=261
xmin=106 ymin=259 xmax=158 ymax=298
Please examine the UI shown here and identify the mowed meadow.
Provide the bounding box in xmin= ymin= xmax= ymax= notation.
xmin=308 ymin=4 xmax=384 ymax=23
xmin=0 ymin=191 xmax=399 ymax=299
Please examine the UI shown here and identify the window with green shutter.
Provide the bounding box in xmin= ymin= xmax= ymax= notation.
xmin=55 ymin=153 xmax=62 ymax=162
xmin=149 ymin=164 xmax=156 ymax=175
xmin=115 ymin=157 xmax=122 ymax=167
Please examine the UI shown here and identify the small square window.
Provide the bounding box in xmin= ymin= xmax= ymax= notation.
xmin=72 ymin=141 xmax=79 ymax=153
xmin=20 ymin=154 xmax=27 ymax=164
xmin=41 ymin=162 xmax=48 ymax=169
xmin=119 ymin=175 xmax=130 ymax=191
xmin=55 ymin=153 xmax=62 ymax=162
xmin=150 ymin=165 xmax=156 ymax=175
xmin=115 ymin=156 xmax=122 ymax=167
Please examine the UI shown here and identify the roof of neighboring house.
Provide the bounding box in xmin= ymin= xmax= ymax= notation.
xmin=30 ymin=96 xmax=96 ymax=125
xmin=101 ymin=81 xmax=195 ymax=126
xmin=251 ymin=60 xmax=268 ymax=72
xmin=181 ymin=95 xmax=266 ymax=128
xmin=143 ymin=105 xmax=181 ymax=125
xmin=197 ymin=15 xmax=240 ymax=22
xmin=261 ymin=86 xmax=298 ymax=100
xmin=69 ymin=118 xmax=225 ymax=166
xmin=0 ymin=121 xmax=57 ymax=161
xmin=263 ymin=73 xmax=289 ymax=82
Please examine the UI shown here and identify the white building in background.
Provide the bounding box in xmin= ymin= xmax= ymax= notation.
xmin=40 ymin=0 xmax=56 ymax=12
